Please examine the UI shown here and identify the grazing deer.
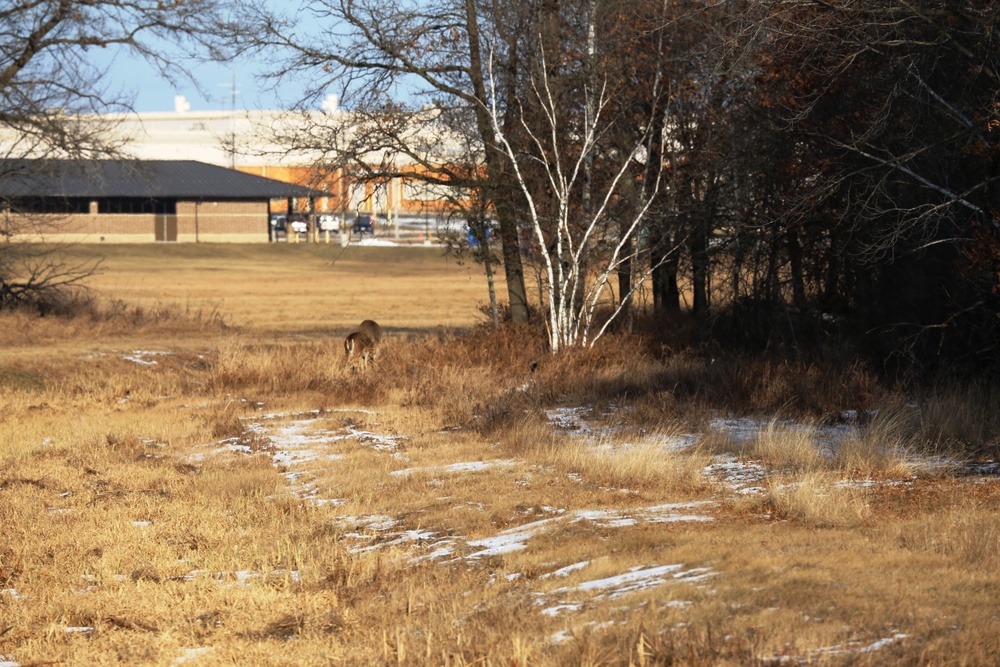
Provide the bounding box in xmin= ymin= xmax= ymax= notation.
xmin=358 ymin=319 xmax=383 ymax=345
xmin=358 ymin=319 xmax=383 ymax=364
xmin=344 ymin=331 xmax=375 ymax=370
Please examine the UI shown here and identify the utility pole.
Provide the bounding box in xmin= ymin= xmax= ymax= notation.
xmin=219 ymin=71 xmax=239 ymax=169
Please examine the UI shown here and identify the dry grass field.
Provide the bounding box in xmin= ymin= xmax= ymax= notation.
xmin=2 ymin=244 xmax=1000 ymax=666
xmin=77 ymin=243 xmax=501 ymax=333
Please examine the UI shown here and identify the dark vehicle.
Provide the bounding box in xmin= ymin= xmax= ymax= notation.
xmin=353 ymin=213 xmax=374 ymax=236
xmin=269 ymin=214 xmax=288 ymax=240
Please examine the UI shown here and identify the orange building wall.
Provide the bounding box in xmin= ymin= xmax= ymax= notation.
xmin=237 ymin=164 xmax=464 ymax=216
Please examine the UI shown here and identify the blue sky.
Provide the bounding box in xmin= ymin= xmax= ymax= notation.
xmin=95 ymin=45 xmax=283 ymax=113
xmin=91 ymin=0 xmax=304 ymax=113
xmin=89 ymin=2 xmax=409 ymax=114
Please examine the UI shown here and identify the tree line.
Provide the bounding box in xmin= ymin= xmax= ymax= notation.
xmin=235 ymin=0 xmax=998 ymax=376
xmin=2 ymin=1 xmax=997 ymax=376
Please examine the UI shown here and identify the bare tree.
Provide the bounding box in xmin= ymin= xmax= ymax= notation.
xmin=0 ymin=0 xmax=224 ymax=312
xmin=1 ymin=0 xmax=222 ymax=159
xmin=221 ymin=0 xmax=533 ymax=324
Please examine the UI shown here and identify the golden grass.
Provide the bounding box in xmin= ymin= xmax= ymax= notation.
xmin=747 ymin=420 xmax=825 ymax=471
xmin=74 ymin=243 xmax=499 ymax=333
xmin=834 ymin=412 xmax=915 ymax=480
xmin=761 ymin=473 xmax=874 ymax=528
xmin=1 ymin=245 xmax=999 ymax=665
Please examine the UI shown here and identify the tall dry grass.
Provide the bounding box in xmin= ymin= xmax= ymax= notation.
xmin=889 ymin=496 xmax=1000 ymax=569
xmin=834 ymin=408 xmax=916 ymax=479
xmin=3 ymin=246 xmax=1000 ymax=666
xmin=761 ymin=473 xmax=874 ymax=528
xmin=911 ymin=384 xmax=1000 ymax=457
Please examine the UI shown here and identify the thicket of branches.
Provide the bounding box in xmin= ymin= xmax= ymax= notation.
xmin=727 ymin=1 xmax=1000 ymax=379
xmin=225 ymin=0 xmax=999 ymax=375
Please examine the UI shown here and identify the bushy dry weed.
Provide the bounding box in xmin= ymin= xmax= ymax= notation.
xmin=0 ymin=296 xmax=226 ymax=348
xmin=911 ymin=383 xmax=1000 ymax=456
xmin=761 ymin=473 xmax=874 ymax=528
xmin=739 ymin=358 xmax=883 ymax=416
xmin=834 ymin=409 xmax=915 ymax=479
xmin=746 ymin=420 xmax=825 ymax=472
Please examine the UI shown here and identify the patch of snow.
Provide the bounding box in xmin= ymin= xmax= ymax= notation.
xmin=550 ymin=629 xmax=574 ymax=644
xmin=541 ymin=564 xmax=715 ymax=616
xmin=121 ymin=350 xmax=170 ymax=366
xmin=554 ymin=564 xmax=714 ymax=600
xmin=195 ymin=416 xmax=408 ymax=508
xmin=967 ymin=461 xmax=1000 ymax=475
xmin=203 ymin=569 xmax=300 ymax=588
xmin=339 ymin=425 xmax=406 ymax=452
xmin=705 ymin=455 xmax=769 ymax=494
xmin=171 ymin=647 xmax=215 ymax=665
xmin=338 ymin=514 xmax=399 ymax=532
xmin=541 ymin=603 xmax=584 ymax=617
xmin=574 ymin=502 xmax=715 ymax=527
xmin=457 ymin=503 xmax=713 ymax=561
xmin=540 ymin=561 xmax=591 ymax=579
xmin=391 ymin=459 xmax=516 ymax=477
xmin=412 ymin=541 xmax=459 ymax=562
xmin=546 ymin=407 xmax=595 ymax=435
xmin=768 ymin=633 xmax=907 ymax=664
xmin=353 ymin=529 xmax=440 ymax=554
xmin=466 ymin=516 xmax=562 ymax=558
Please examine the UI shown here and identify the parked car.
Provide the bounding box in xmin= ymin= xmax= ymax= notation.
xmin=353 ymin=213 xmax=374 ymax=236
xmin=467 ymin=223 xmax=492 ymax=248
xmin=288 ymin=213 xmax=309 ymax=235
xmin=269 ymin=214 xmax=288 ymax=239
xmin=317 ymin=214 xmax=338 ymax=232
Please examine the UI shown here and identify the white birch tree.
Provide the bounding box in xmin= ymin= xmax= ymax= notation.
xmin=484 ymin=42 xmax=670 ymax=352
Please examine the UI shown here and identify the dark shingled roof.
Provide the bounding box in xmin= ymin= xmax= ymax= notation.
xmin=0 ymin=159 xmax=325 ymax=199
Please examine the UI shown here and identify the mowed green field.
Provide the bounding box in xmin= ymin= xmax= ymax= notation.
xmin=74 ymin=243 xmax=502 ymax=333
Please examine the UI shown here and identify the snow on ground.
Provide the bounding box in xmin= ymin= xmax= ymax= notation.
xmin=537 ymin=563 xmax=714 ymax=618
xmin=189 ymin=407 xmax=982 ymax=585
xmin=390 ymin=459 xmax=517 ymax=477
xmin=171 ymin=647 xmax=216 ymax=666
xmin=766 ymin=633 xmax=908 ymax=665
xmin=5 ymin=404 xmax=979 ymax=667
xmin=547 ymin=408 xmax=996 ymax=493
xmin=183 ymin=410 xmax=723 ymax=609
xmin=120 ymin=349 xmax=171 ymax=366
xmin=550 ymin=563 xmax=715 ymax=602
xmin=705 ymin=455 xmax=770 ymax=494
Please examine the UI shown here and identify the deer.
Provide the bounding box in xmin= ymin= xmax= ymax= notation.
xmin=358 ymin=319 xmax=383 ymax=345
xmin=344 ymin=331 xmax=375 ymax=371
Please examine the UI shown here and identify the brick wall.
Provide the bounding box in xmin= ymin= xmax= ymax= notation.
xmin=176 ymin=200 xmax=269 ymax=242
xmin=7 ymin=199 xmax=272 ymax=243
xmin=7 ymin=211 xmax=155 ymax=242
